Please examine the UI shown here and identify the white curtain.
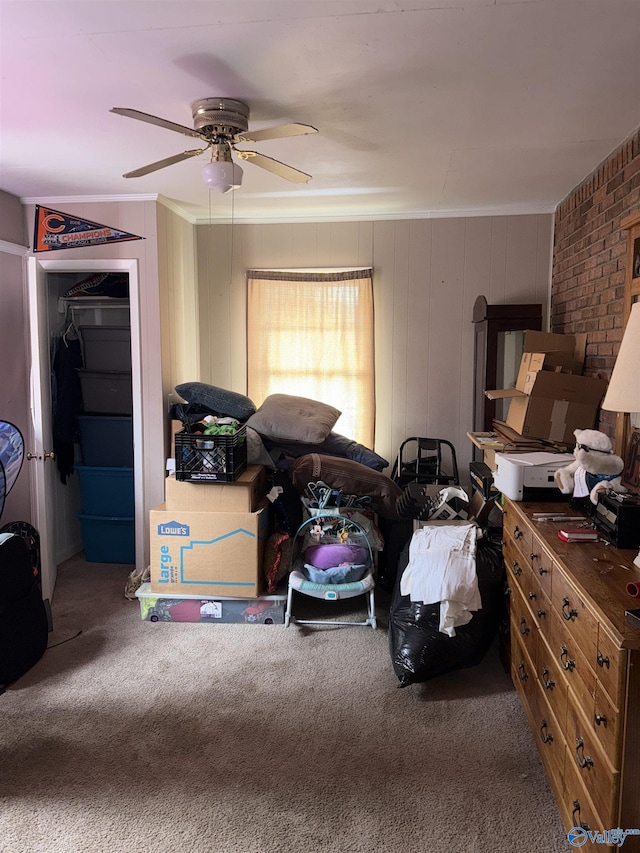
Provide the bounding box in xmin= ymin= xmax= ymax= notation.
xmin=246 ymin=268 xmax=375 ymax=447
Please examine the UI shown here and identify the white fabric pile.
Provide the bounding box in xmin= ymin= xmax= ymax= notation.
xmin=400 ymin=522 xmax=482 ymax=637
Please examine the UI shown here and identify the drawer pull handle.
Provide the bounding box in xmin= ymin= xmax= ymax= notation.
xmin=519 ymin=618 xmax=530 ymax=636
xmin=530 ymin=552 xmax=538 ymax=561
xmin=518 ymin=662 xmax=528 ymax=682
xmin=560 ymin=645 xmax=576 ymax=671
xmin=511 ymin=562 xmax=522 ymax=577
xmin=597 ymin=653 xmax=610 ymax=669
xmin=540 ymin=720 xmax=553 ymax=744
xmin=575 ymin=737 xmax=594 ymax=769
xmin=538 ymin=566 xmax=548 ymax=576
xmin=513 ymin=526 xmax=523 ymax=540
xmin=542 ymin=667 xmax=555 ymax=690
xmin=537 ymin=608 xmax=546 ymax=619
xmin=562 ymin=598 xmax=578 ymax=621
xmin=528 ymin=591 xmax=537 ymax=601
xmin=504 ymin=584 xmax=512 ymax=597
xmin=594 ymin=714 xmax=607 ymax=727
xmin=571 ymin=801 xmax=589 ymax=831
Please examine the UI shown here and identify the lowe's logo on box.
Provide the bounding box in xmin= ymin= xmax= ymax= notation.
xmin=157 ymin=520 xmax=190 ymax=537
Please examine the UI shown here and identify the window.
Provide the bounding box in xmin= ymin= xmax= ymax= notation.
xmin=246 ymin=268 xmax=374 ymax=447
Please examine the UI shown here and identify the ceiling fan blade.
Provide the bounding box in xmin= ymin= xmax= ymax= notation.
xmin=235 ymin=123 xmax=318 ymax=143
xmin=111 ymin=107 xmax=203 ymax=139
xmin=236 ymin=150 xmax=312 ymax=183
xmin=122 ymin=147 xmax=209 ymax=178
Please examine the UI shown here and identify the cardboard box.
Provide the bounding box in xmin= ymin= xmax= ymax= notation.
xmin=515 ymin=351 xmax=585 ymax=391
xmin=486 ymin=371 xmax=607 ymax=444
xmin=135 ymin=582 xmax=285 ymax=624
xmin=165 ymin=465 xmax=266 ymax=513
xmin=149 ymin=503 xmax=269 ymax=598
xmin=521 ymin=330 xmax=587 ymax=361
xmin=514 ymin=331 xmax=587 ymax=391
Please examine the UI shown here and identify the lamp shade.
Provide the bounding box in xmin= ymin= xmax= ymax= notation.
xmin=601 ymin=300 xmax=640 ymax=413
xmin=201 ymin=160 xmax=243 ymax=193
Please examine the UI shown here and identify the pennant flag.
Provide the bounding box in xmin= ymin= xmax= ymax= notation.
xmin=33 ymin=205 xmax=143 ymax=253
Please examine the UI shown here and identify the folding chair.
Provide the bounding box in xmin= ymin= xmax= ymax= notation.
xmin=391 ymin=437 xmax=459 ymax=488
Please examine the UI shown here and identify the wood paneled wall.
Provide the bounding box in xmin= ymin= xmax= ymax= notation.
xmin=156 ymin=204 xmax=199 ymax=411
xmin=196 ymin=214 xmax=553 ymax=483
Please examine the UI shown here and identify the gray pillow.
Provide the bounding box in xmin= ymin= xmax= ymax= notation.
xmin=175 ymin=382 xmax=256 ymax=421
xmin=246 ymin=394 xmax=341 ymax=444
xmin=246 ymin=427 xmax=276 ymax=469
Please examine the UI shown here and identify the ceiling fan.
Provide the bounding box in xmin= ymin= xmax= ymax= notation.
xmin=111 ymin=98 xmax=318 ymax=193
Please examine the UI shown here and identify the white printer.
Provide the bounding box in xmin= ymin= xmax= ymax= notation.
xmin=493 ymin=452 xmax=576 ymax=501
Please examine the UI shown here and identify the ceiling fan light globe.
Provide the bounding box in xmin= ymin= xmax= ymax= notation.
xmin=201 ymin=161 xmax=243 ymax=193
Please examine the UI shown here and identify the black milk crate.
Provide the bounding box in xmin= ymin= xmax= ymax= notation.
xmin=174 ymin=426 xmax=247 ymax=482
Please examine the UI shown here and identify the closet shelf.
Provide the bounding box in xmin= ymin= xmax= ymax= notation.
xmin=57 ymin=297 xmax=130 ymax=326
xmin=57 ymin=296 xmax=129 ymax=311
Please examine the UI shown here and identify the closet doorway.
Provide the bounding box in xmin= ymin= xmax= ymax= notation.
xmin=26 ymin=258 xmax=144 ymax=602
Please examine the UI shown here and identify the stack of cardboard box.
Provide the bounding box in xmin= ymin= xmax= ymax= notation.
xmin=485 ymin=330 xmax=608 ymax=452
xmin=144 ymin=466 xmax=279 ymax=620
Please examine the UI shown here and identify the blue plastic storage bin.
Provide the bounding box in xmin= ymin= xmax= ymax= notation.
xmin=78 ymin=514 xmax=135 ymax=564
xmin=77 ymin=415 xmax=133 ymax=466
xmin=76 ymin=465 xmax=134 ymax=517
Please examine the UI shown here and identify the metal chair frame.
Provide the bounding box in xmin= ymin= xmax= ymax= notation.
xmin=391 ymin=437 xmax=460 ymax=488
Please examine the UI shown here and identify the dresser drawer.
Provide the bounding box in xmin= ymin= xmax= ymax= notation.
xmin=528 ymin=536 xmax=553 ymax=600
xmin=535 ymin=588 xmax=552 ymax=642
xmin=561 ymin=746 xmax=605 ymax=835
xmin=504 ymin=502 xmax=532 ymax=557
xmin=510 ymin=583 xmax=539 ymax=665
xmin=511 ymin=634 xmax=538 ymax=715
xmin=565 ymin=701 xmax=619 ymax=827
xmin=504 ymin=537 xmax=529 ymax=586
xmin=592 ymin=681 xmax=623 ymax=770
xmin=551 ymin=568 xmax=598 ymax=673
xmin=536 ymin=638 xmax=568 ymax=732
xmin=550 ymin=609 xmax=596 ymax=718
xmin=518 ymin=561 xmax=545 ymax=625
xmin=595 ymin=626 xmax=625 ymax=708
xmin=532 ymin=679 xmax=566 ymax=792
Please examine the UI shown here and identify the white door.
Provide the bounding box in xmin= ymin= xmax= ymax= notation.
xmin=26 ymin=257 xmax=144 ymax=602
xmin=26 ymin=258 xmax=58 ymax=602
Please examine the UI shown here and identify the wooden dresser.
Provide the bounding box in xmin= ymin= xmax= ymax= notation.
xmin=503 ymin=499 xmax=640 ymax=848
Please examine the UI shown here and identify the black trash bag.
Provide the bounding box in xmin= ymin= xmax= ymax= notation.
xmin=389 ymin=534 xmax=505 ymax=687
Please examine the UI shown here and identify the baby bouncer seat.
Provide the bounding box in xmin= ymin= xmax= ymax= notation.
xmin=284 ymin=512 xmax=377 ymax=629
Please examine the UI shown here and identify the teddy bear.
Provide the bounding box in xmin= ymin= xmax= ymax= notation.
xmin=554 ymin=428 xmax=627 ymax=505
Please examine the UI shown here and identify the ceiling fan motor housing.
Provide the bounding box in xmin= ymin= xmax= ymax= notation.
xmin=191 ymin=98 xmax=249 ymax=138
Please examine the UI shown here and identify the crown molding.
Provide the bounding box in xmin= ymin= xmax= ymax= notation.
xmin=17 ymin=193 xmax=556 ymax=226
xmin=20 ymin=193 xmax=159 ymax=206
xmin=0 ymin=239 xmax=29 ymax=256
xmin=191 ymin=203 xmax=557 ymax=225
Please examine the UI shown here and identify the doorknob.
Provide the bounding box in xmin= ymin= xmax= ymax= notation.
xmin=44 ymin=451 xmax=55 ymax=460
xmin=26 ymin=451 xmax=55 ymax=460
xmin=26 ymin=452 xmax=41 ymax=460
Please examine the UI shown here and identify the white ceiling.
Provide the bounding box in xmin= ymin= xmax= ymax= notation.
xmin=1 ymin=0 xmax=639 ymax=224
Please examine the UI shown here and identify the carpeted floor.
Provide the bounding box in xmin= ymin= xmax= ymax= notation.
xmin=0 ymin=553 xmax=569 ymax=852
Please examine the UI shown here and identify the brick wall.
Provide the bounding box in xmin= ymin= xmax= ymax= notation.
xmin=551 ymin=127 xmax=640 ymax=439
